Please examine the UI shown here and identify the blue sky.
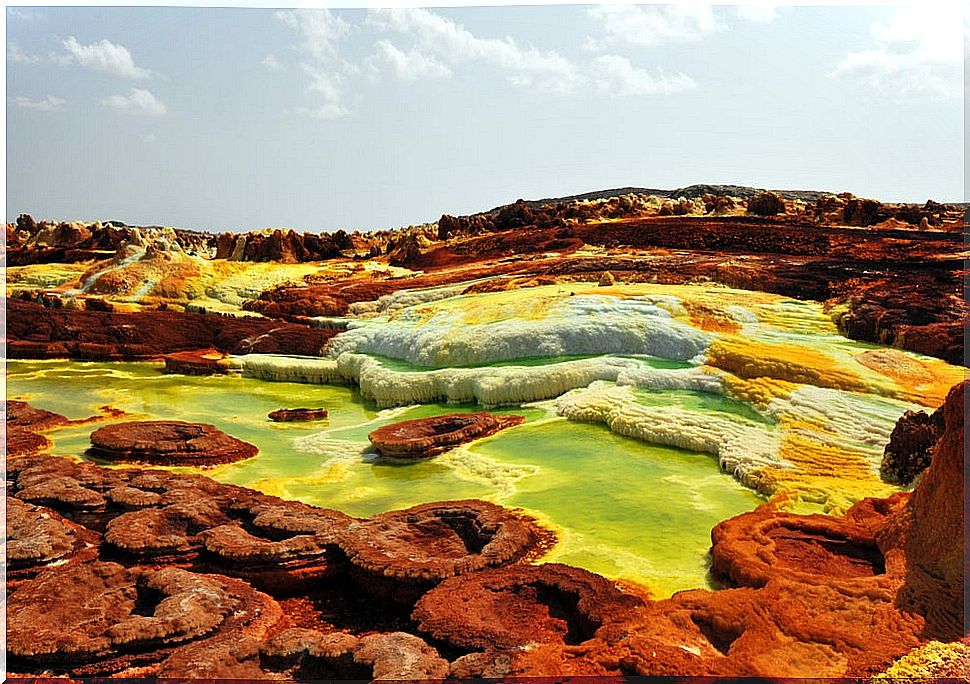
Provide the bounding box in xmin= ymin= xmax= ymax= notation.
xmin=6 ymin=4 xmax=964 ymax=232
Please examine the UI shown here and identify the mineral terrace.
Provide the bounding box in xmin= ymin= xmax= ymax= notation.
xmin=5 ymin=185 xmax=967 ymax=680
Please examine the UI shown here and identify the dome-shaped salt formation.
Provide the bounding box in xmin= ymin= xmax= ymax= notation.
xmin=88 ymin=420 xmax=258 ymax=466
xmin=368 ymin=412 xmax=525 ymax=459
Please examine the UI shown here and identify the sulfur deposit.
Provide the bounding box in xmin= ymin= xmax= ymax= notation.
xmin=6 ymin=187 xmax=966 ymax=679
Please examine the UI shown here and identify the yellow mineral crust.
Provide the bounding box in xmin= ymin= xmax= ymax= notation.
xmin=872 ymin=641 xmax=970 ymax=680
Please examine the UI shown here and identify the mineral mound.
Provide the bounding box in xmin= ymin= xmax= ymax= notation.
xmin=268 ymin=407 xmax=329 ymax=422
xmin=88 ymin=420 xmax=258 ymax=466
xmin=368 ymin=412 xmax=526 ymax=459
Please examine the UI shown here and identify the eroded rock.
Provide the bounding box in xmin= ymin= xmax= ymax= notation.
xmin=89 ymin=420 xmax=258 ymax=466
xmin=368 ymin=412 xmax=526 ymax=459
xmin=412 ymin=563 xmax=646 ymax=651
xmin=338 ymin=500 xmax=555 ymax=604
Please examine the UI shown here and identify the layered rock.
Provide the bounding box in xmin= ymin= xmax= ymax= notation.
xmin=198 ymin=498 xmax=354 ymax=593
xmin=268 ymin=407 xmax=329 ymax=422
xmin=8 ymin=298 xmax=337 ymax=360
xmin=6 ymin=498 xmax=100 ymax=587
xmin=368 ymin=412 xmax=525 ymax=459
xmin=337 ymin=500 xmax=555 ymax=605
xmin=214 ymin=228 xmax=342 ymax=263
xmin=7 ymin=561 xmax=284 ymax=678
xmin=89 ymin=420 xmax=258 ymax=467
xmin=412 ymin=563 xmax=646 ymax=651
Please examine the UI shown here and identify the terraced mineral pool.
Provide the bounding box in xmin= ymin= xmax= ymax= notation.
xmin=7 ymin=359 xmax=762 ymax=597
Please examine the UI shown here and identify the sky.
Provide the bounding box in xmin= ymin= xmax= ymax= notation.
xmin=5 ymin=4 xmax=965 ymax=233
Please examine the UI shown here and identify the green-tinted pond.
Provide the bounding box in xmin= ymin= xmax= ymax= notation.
xmin=7 ymin=359 xmax=762 ymax=597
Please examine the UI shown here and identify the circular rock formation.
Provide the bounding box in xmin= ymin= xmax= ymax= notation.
xmin=412 ymin=563 xmax=646 ymax=651
xmin=338 ymin=499 xmax=555 ymax=605
xmin=7 ymin=560 xmax=284 ymax=678
xmin=710 ymin=505 xmax=888 ymax=589
xmin=198 ymin=498 xmax=354 ymax=593
xmin=368 ymin=412 xmax=525 ymax=459
xmin=88 ymin=420 xmax=258 ymax=467
xmin=268 ymin=407 xmax=329 ymax=422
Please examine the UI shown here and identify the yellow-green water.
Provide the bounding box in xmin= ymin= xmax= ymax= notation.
xmin=7 ymin=359 xmax=762 ymax=597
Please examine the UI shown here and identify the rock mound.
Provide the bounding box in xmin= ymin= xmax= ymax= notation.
xmin=89 ymin=420 xmax=258 ymax=467
xmin=368 ymin=412 xmax=525 ymax=459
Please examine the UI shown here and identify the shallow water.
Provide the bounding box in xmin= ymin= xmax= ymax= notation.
xmin=7 ymin=358 xmax=762 ymax=597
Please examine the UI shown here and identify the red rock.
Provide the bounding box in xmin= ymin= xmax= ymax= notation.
xmin=368 ymin=412 xmax=525 ymax=459
xmin=8 ymin=560 xmax=284 ymax=678
xmin=877 ymin=381 xmax=966 ymax=640
xmin=6 ymin=498 xmax=100 ymax=588
xmin=162 ymin=348 xmax=230 ymax=375
xmin=7 ymin=428 xmax=53 ymax=457
xmin=7 ymin=298 xmax=338 ymax=360
xmin=88 ymin=420 xmax=258 ymax=467
xmin=710 ymin=505 xmax=890 ymax=589
xmin=338 ymin=499 xmax=556 ymax=605
xmin=257 ymin=629 xmax=449 ymax=681
xmin=198 ymin=498 xmax=354 ymax=594
xmin=412 ymin=563 xmax=647 ymax=651
xmin=268 ymin=407 xmax=329 ymax=422
xmin=5 ymin=399 xmax=70 ymax=430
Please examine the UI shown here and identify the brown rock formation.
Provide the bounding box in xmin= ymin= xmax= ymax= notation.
xmin=257 ymin=629 xmax=449 ymax=680
xmin=88 ymin=420 xmax=258 ymax=466
xmin=368 ymin=412 xmax=526 ymax=459
xmin=198 ymin=498 xmax=354 ymax=594
xmin=162 ymin=348 xmax=231 ymax=375
xmin=338 ymin=500 xmax=555 ymax=605
xmin=747 ymin=191 xmax=786 ymax=216
xmin=412 ymin=563 xmax=646 ymax=651
xmin=6 ymin=498 xmax=100 ymax=588
xmin=268 ymin=407 xmax=329 ymax=422
xmin=8 ymin=298 xmax=338 ymax=360
xmin=880 ymin=407 xmax=945 ymax=485
xmin=8 ymin=561 xmax=284 ymax=678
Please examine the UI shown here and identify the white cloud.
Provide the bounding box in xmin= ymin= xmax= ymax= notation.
xmin=592 ymin=55 xmax=696 ymax=96
xmin=367 ymin=8 xmax=582 ymax=95
xmin=7 ymin=43 xmax=39 ymax=64
xmin=63 ymin=36 xmax=151 ymax=79
xmin=296 ymin=103 xmax=350 ymax=120
xmin=276 ymin=10 xmax=354 ymax=119
xmin=102 ymin=88 xmax=167 ymax=116
xmin=262 ymin=54 xmax=283 ymax=71
xmin=736 ymin=4 xmax=778 ymax=24
xmin=831 ymin=6 xmax=963 ymax=98
xmin=584 ymin=5 xmax=723 ymax=50
xmin=366 ymin=39 xmax=451 ymax=81
xmin=10 ymin=95 xmax=66 ymax=112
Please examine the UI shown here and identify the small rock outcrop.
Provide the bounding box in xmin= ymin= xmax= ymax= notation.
xmin=268 ymin=408 xmax=329 ymax=422
xmin=368 ymin=412 xmax=525 ymax=459
xmin=88 ymin=420 xmax=258 ymax=467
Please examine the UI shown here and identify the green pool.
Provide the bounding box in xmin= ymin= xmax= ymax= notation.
xmin=7 ymin=359 xmax=762 ymax=597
